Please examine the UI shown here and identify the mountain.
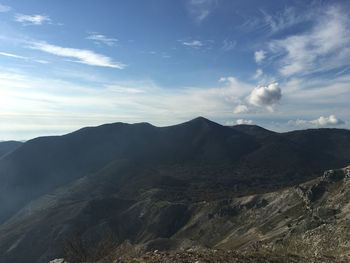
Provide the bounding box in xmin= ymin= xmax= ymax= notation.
xmin=0 ymin=118 xmax=350 ymax=262
xmin=0 ymin=141 xmax=22 ymax=159
xmin=0 ymin=117 xmax=258 ymax=223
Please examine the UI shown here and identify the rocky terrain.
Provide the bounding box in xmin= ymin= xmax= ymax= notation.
xmin=50 ymin=166 xmax=350 ymax=263
xmin=113 ymin=249 xmax=337 ymax=263
xmin=0 ymin=118 xmax=350 ymax=262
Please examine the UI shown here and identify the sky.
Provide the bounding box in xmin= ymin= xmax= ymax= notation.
xmin=0 ymin=0 xmax=349 ymax=140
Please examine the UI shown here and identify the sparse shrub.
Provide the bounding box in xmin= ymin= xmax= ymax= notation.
xmin=63 ymin=232 xmax=118 ymax=263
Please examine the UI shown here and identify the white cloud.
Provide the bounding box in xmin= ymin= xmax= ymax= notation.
xmin=15 ymin=14 xmax=51 ymax=25
xmin=236 ymin=119 xmax=254 ymax=125
xmin=1 ymin=63 xmax=349 ymax=139
xmin=254 ymin=50 xmax=266 ymax=63
xmin=0 ymin=4 xmax=11 ymax=12
xmin=0 ymin=51 xmax=49 ymax=64
xmin=239 ymin=5 xmax=316 ymax=35
xmin=0 ymin=69 xmax=258 ymax=139
xmin=187 ymin=0 xmax=217 ymax=23
xmin=218 ymin=76 xmax=251 ymax=97
xmin=234 ymin=104 xmax=249 ymax=114
xmin=311 ymin=115 xmax=345 ymax=126
xmin=289 ymin=115 xmax=345 ymax=127
xmin=254 ymin=68 xmax=263 ymax=79
xmin=260 ymin=6 xmax=313 ymax=34
xmin=269 ymin=5 xmax=350 ymax=76
xmin=0 ymin=52 xmax=27 ymax=59
xmin=105 ymin=85 xmax=145 ymax=94
xmin=30 ymin=42 xmax=126 ymax=69
xmin=248 ymin=83 xmax=282 ymax=109
xmin=183 ymin=40 xmax=203 ymax=48
xmin=86 ymin=33 xmax=118 ymax=46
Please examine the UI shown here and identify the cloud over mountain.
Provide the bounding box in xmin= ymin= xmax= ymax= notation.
xmin=248 ymin=83 xmax=282 ymax=109
xmin=289 ymin=115 xmax=345 ymax=127
xmin=234 ymin=104 xmax=249 ymax=114
xmin=236 ymin=119 xmax=253 ymax=125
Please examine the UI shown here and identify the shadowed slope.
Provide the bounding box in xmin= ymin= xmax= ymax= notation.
xmin=0 ymin=141 xmax=22 ymax=159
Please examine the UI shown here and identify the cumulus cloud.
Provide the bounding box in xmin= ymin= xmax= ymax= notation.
xmin=187 ymin=0 xmax=217 ymax=23
xmin=311 ymin=115 xmax=345 ymax=126
xmin=0 ymin=4 xmax=11 ymax=12
xmin=289 ymin=115 xmax=345 ymax=127
xmin=30 ymin=42 xmax=126 ymax=69
xmin=15 ymin=14 xmax=51 ymax=25
xmin=234 ymin=104 xmax=249 ymax=114
xmin=236 ymin=119 xmax=254 ymax=125
xmin=254 ymin=50 xmax=266 ymax=63
xmin=248 ymin=83 xmax=282 ymax=109
xmin=86 ymin=33 xmax=118 ymax=46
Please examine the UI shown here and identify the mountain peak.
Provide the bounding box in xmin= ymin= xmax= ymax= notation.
xmin=185 ymin=116 xmax=221 ymax=127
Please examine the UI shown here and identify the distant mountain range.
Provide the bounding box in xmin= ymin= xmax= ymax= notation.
xmin=0 ymin=117 xmax=350 ymax=262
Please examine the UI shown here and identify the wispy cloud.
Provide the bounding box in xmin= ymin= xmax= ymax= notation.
xmin=30 ymin=42 xmax=126 ymax=69
xmin=234 ymin=104 xmax=249 ymax=114
xmin=0 ymin=69 xmax=257 ymax=139
xmin=268 ymin=5 xmax=350 ymax=76
xmin=253 ymin=69 xmax=263 ymax=79
xmin=0 ymin=4 xmax=11 ymax=12
xmin=187 ymin=0 xmax=217 ymax=24
xmin=254 ymin=50 xmax=266 ymax=63
xmin=0 ymin=52 xmax=27 ymax=59
xmin=86 ymin=32 xmax=119 ymax=46
xmin=239 ymin=5 xmax=314 ymax=35
xmin=0 ymin=51 xmax=49 ymax=64
xmin=222 ymin=39 xmax=236 ymax=51
xmin=260 ymin=6 xmax=313 ymax=34
xmin=181 ymin=39 xmax=214 ymax=49
xmin=15 ymin=14 xmax=51 ymax=25
xmin=182 ymin=40 xmax=204 ymax=48
xmin=0 ymin=65 xmax=349 ymax=140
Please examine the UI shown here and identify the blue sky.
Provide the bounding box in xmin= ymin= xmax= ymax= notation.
xmin=0 ymin=0 xmax=349 ymax=139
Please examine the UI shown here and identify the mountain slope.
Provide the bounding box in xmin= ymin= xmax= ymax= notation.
xmin=1 ymin=162 xmax=350 ymax=262
xmin=0 ymin=141 xmax=22 ymax=159
xmin=0 ymin=118 xmax=258 ymax=223
xmin=0 ymin=119 xmax=350 ymax=262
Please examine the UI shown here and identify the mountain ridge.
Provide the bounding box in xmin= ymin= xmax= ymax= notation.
xmin=0 ymin=118 xmax=350 ymax=262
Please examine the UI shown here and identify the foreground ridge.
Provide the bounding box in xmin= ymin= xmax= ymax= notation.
xmin=49 ymin=166 xmax=350 ymax=263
